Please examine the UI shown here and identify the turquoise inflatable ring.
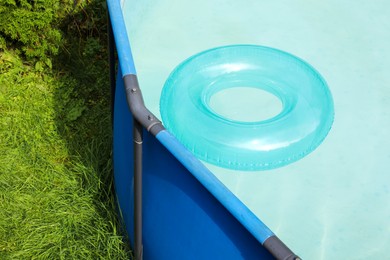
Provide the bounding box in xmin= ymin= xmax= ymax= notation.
xmin=160 ymin=45 xmax=334 ymax=171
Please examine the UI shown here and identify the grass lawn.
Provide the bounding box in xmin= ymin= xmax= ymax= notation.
xmin=0 ymin=1 xmax=131 ymax=259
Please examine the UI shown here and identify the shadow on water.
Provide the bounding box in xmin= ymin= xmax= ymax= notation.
xmin=52 ymin=0 xmax=131 ymax=257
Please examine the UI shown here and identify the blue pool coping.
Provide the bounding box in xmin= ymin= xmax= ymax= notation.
xmin=107 ymin=0 xmax=300 ymax=258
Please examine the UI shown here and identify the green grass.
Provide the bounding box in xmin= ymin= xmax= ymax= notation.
xmin=0 ymin=2 xmax=132 ymax=259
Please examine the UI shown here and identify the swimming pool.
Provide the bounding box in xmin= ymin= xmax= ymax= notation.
xmin=109 ymin=0 xmax=390 ymax=258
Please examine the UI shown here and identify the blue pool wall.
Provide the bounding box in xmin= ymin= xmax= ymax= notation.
xmin=108 ymin=0 xmax=279 ymax=258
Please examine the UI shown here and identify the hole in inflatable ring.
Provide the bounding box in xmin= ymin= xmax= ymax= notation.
xmin=208 ymin=87 xmax=283 ymax=123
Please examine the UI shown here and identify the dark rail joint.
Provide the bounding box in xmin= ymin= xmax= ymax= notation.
xmin=123 ymin=74 xmax=165 ymax=136
xmin=263 ymin=236 xmax=301 ymax=260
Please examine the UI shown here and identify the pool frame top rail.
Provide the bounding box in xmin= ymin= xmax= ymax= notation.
xmin=107 ymin=0 xmax=301 ymax=259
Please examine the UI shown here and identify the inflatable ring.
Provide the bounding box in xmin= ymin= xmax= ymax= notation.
xmin=160 ymin=45 xmax=334 ymax=171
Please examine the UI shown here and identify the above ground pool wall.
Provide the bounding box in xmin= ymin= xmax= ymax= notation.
xmin=108 ymin=0 xmax=300 ymax=258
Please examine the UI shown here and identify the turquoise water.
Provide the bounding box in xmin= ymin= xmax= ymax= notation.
xmin=122 ymin=0 xmax=390 ymax=258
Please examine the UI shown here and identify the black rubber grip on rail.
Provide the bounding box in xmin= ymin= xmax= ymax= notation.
xmin=263 ymin=236 xmax=301 ymax=260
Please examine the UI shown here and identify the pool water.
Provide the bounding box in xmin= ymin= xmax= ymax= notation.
xmin=122 ymin=0 xmax=390 ymax=258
